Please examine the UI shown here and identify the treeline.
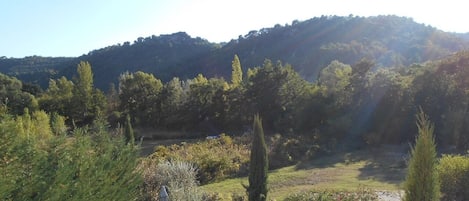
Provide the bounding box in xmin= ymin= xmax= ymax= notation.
xmin=2 ymin=52 xmax=469 ymax=151
xmin=110 ymin=52 xmax=469 ymax=151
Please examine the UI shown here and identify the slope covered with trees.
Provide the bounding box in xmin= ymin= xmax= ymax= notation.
xmin=204 ymin=15 xmax=469 ymax=81
xmin=1 ymin=15 xmax=468 ymax=90
xmin=0 ymin=56 xmax=74 ymax=87
xmin=4 ymin=14 xmax=469 ymax=201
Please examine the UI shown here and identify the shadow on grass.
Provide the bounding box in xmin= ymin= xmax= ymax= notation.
xmin=295 ymin=151 xmax=360 ymax=169
xmin=357 ymin=159 xmax=407 ymax=185
xmin=295 ymin=144 xmax=409 ymax=185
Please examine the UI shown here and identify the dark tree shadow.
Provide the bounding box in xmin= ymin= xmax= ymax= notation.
xmin=295 ymin=144 xmax=409 ymax=185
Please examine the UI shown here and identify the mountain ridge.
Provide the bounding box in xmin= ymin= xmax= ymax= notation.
xmin=1 ymin=15 xmax=468 ymax=90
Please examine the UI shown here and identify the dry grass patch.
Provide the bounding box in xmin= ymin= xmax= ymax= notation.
xmin=202 ymin=146 xmax=407 ymax=200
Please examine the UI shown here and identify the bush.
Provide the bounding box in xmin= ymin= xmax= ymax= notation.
xmin=283 ymin=188 xmax=378 ymax=201
xmin=138 ymin=160 xmax=202 ymax=201
xmin=149 ymin=134 xmax=250 ymax=184
xmin=269 ymin=134 xmax=322 ymax=169
xmin=437 ymin=154 xmax=469 ymax=201
xmin=202 ymin=192 xmax=247 ymax=201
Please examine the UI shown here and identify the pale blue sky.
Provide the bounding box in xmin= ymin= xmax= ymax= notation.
xmin=1 ymin=0 xmax=467 ymax=58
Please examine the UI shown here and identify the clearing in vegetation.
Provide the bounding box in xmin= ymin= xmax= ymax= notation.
xmin=201 ymin=145 xmax=407 ymax=200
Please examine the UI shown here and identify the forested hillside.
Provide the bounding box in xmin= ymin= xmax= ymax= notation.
xmin=3 ymin=15 xmax=469 ymax=200
xmin=208 ymin=15 xmax=469 ymax=81
xmin=0 ymin=56 xmax=74 ymax=87
xmin=1 ymin=15 xmax=468 ymax=90
xmin=58 ymin=32 xmax=219 ymax=90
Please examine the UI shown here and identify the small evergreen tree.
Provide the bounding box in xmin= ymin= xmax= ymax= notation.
xmin=404 ymin=109 xmax=440 ymax=201
xmin=246 ymin=114 xmax=268 ymax=201
xmin=124 ymin=114 xmax=134 ymax=144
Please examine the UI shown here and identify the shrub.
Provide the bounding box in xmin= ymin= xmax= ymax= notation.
xmin=269 ymin=134 xmax=322 ymax=169
xmin=0 ymin=113 xmax=142 ymax=201
xmin=138 ymin=160 xmax=202 ymax=201
xmin=437 ymin=154 xmax=469 ymax=201
xmin=202 ymin=192 xmax=247 ymax=201
xmin=149 ymin=134 xmax=250 ymax=184
xmin=283 ymin=188 xmax=378 ymax=201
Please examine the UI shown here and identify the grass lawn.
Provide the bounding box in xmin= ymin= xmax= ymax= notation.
xmin=201 ymin=145 xmax=407 ymax=200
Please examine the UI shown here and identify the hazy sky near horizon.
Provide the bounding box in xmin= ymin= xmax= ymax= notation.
xmin=1 ymin=0 xmax=467 ymax=58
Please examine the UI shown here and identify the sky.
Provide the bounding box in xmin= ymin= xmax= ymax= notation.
xmin=1 ymin=0 xmax=467 ymax=58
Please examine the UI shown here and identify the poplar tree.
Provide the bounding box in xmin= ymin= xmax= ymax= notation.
xmin=404 ymin=109 xmax=440 ymax=201
xmin=71 ymin=61 xmax=105 ymax=125
xmin=246 ymin=114 xmax=268 ymax=201
xmin=231 ymin=54 xmax=243 ymax=87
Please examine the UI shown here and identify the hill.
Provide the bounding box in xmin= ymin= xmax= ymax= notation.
xmin=1 ymin=15 xmax=468 ymax=90
xmin=204 ymin=15 xmax=469 ymax=81
xmin=58 ymin=32 xmax=219 ymax=90
xmin=0 ymin=56 xmax=74 ymax=87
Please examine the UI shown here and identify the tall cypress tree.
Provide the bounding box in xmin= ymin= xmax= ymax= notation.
xmin=404 ymin=109 xmax=440 ymax=201
xmin=247 ymin=114 xmax=268 ymax=201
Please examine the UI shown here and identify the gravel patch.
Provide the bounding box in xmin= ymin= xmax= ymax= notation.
xmin=376 ymin=191 xmax=403 ymax=201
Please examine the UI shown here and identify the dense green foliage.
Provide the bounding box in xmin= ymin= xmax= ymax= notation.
xmin=2 ymin=50 xmax=469 ymax=155
xmin=404 ymin=110 xmax=440 ymax=201
xmin=118 ymin=71 xmax=164 ymax=126
xmin=38 ymin=62 xmax=106 ymax=126
xmin=106 ymin=51 xmax=469 ymax=154
xmin=150 ymin=134 xmax=250 ymax=184
xmin=0 ymin=110 xmax=142 ymax=201
xmin=2 ymin=50 xmax=468 ymax=155
xmin=0 ymin=73 xmax=38 ymax=115
xmin=246 ymin=115 xmax=268 ymax=201
xmin=437 ymin=155 xmax=469 ymax=201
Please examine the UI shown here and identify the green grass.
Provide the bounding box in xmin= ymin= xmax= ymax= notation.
xmin=201 ymin=146 xmax=407 ymax=200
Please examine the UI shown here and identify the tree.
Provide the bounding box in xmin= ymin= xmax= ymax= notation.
xmin=50 ymin=113 xmax=67 ymax=136
xmin=160 ymin=77 xmax=186 ymax=129
xmin=124 ymin=114 xmax=134 ymax=144
xmin=231 ymin=54 xmax=243 ymax=87
xmin=118 ymin=71 xmax=163 ymax=127
xmin=246 ymin=60 xmax=308 ymax=132
xmin=404 ymin=109 xmax=440 ymax=201
xmin=75 ymin=61 xmax=94 ymax=97
xmin=246 ymin=114 xmax=268 ymax=201
xmin=0 ymin=73 xmax=38 ymax=115
xmin=71 ymin=61 xmax=94 ymax=124
xmin=184 ymin=75 xmax=229 ymax=131
xmin=318 ymin=60 xmax=352 ymax=107
xmin=364 ymin=69 xmax=412 ymax=145
xmin=67 ymin=61 xmax=107 ymax=126
xmin=39 ymin=77 xmax=74 ymax=118
xmin=349 ymin=58 xmax=374 ymax=107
